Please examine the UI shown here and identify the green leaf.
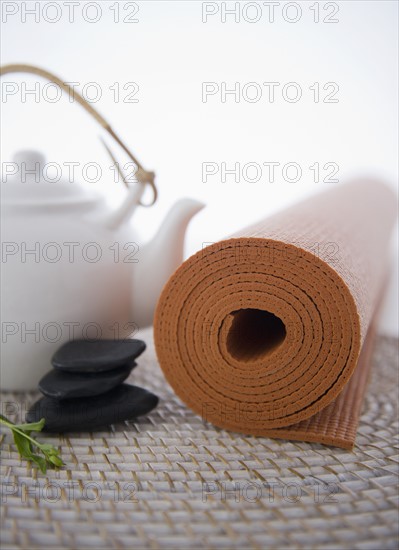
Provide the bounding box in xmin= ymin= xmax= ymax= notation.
xmin=30 ymin=454 xmax=48 ymax=474
xmin=12 ymin=418 xmax=45 ymax=432
xmin=39 ymin=443 xmax=53 ymax=453
xmin=0 ymin=414 xmax=63 ymax=474
xmin=47 ymin=453 xmax=64 ymax=468
xmin=40 ymin=443 xmax=64 ymax=468
xmin=12 ymin=431 xmax=33 ymax=458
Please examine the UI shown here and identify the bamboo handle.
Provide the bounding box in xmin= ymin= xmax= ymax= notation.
xmin=0 ymin=63 xmax=157 ymax=206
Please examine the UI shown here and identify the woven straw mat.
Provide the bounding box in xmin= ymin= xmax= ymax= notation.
xmin=1 ymin=329 xmax=398 ymax=549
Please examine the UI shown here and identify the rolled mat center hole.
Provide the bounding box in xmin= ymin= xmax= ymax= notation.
xmin=226 ymin=308 xmax=286 ymax=361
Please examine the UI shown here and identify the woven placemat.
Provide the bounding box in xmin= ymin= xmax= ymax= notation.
xmin=1 ymin=329 xmax=398 ymax=549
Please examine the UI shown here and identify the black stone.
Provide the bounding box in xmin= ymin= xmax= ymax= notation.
xmin=26 ymin=384 xmax=159 ymax=432
xmin=38 ymin=363 xmax=136 ymax=400
xmin=52 ymin=339 xmax=146 ymax=372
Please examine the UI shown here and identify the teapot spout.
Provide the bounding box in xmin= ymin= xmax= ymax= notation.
xmin=133 ymin=198 xmax=205 ymax=327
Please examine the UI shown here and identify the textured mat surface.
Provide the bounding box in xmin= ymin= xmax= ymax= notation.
xmin=154 ymin=181 xmax=397 ymax=447
xmin=0 ymin=329 xmax=398 ymax=549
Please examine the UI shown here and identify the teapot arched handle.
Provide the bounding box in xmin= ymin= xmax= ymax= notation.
xmin=0 ymin=63 xmax=157 ymax=206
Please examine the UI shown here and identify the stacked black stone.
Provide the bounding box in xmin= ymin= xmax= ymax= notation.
xmin=26 ymin=340 xmax=159 ymax=432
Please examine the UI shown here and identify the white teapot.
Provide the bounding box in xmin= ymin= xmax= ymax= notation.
xmin=0 ymin=65 xmax=204 ymax=390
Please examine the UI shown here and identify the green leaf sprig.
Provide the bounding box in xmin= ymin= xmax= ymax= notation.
xmin=0 ymin=413 xmax=64 ymax=473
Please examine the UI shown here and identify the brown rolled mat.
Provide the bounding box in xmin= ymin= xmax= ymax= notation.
xmin=154 ymin=180 xmax=397 ymax=448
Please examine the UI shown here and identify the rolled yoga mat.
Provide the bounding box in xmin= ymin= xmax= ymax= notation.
xmin=154 ymin=181 xmax=397 ymax=448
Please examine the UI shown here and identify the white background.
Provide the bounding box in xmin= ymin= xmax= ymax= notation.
xmin=1 ymin=0 xmax=398 ymax=334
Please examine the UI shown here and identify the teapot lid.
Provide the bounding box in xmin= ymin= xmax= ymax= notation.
xmin=1 ymin=150 xmax=100 ymax=206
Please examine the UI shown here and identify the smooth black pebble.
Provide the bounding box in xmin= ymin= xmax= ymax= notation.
xmin=52 ymin=339 xmax=146 ymax=372
xmin=38 ymin=363 xmax=136 ymax=400
xmin=26 ymin=384 xmax=159 ymax=432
